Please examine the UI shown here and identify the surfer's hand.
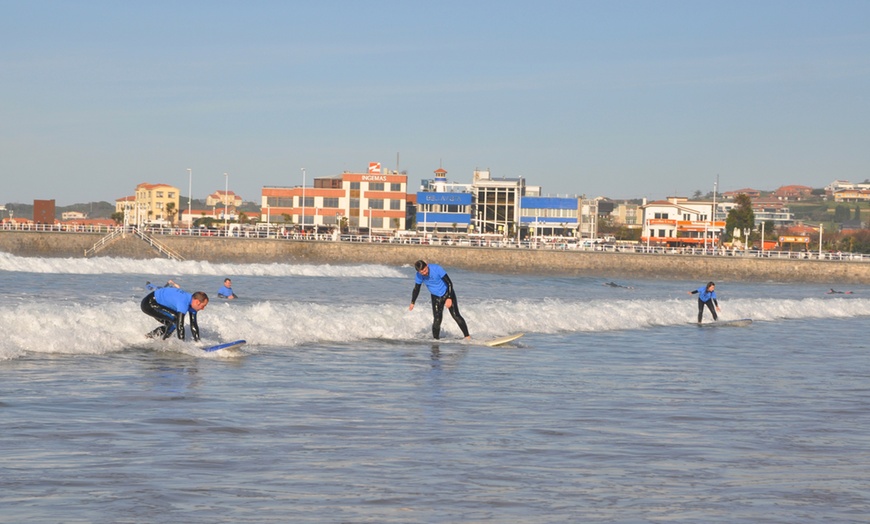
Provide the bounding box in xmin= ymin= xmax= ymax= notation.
xmin=445 ymin=298 xmax=453 ymax=308
xmin=409 ymin=303 xmax=415 ymax=311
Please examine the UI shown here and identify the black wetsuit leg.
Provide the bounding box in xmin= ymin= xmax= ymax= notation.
xmin=430 ymin=294 xmax=445 ymax=339
xmin=445 ymin=290 xmax=470 ymax=337
xmin=698 ymin=298 xmax=717 ymax=322
xmin=141 ymin=292 xmax=177 ymax=339
xmin=430 ymin=291 xmax=470 ymax=339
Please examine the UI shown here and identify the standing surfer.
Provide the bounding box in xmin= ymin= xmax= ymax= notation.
xmin=409 ymin=260 xmax=471 ymax=340
xmin=689 ymin=281 xmax=721 ymax=323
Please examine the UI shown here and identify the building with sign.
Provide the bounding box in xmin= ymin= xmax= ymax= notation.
xmin=641 ymin=197 xmax=726 ymax=247
xmin=260 ymin=162 xmax=408 ymax=232
xmin=416 ymin=168 xmax=473 ymax=233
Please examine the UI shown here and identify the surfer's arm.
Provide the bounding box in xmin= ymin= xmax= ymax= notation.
xmin=441 ymin=274 xmax=455 ymax=307
xmin=189 ymin=312 xmax=200 ymax=342
xmin=441 ymin=274 xmax=455 ymax=298
xmin=410 ymin=283 xmax=422 ymax=310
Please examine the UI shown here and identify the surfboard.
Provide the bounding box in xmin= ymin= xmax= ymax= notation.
xmin=202 ymin=339 xmax=247 ymax=352
xmin=483 ymin=333 xmax=524 ymax=347
xmin=694 ymin=319 xmax=753 ymax=328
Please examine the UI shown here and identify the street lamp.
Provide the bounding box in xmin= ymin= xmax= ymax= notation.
xmin=224 ymin=172 xmax=229 ymax=233
xmin=187 ymin=168 xmax=192 ymax=232
xmin=301 ymin=168 xmax=306 ymax=235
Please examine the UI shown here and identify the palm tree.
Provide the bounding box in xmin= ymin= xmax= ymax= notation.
xmin=165 ymin=202 xmax=177 ymax=226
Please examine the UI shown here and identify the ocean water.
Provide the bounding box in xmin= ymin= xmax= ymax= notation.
xmin=1 ymin=251 xmax=869 ymax=523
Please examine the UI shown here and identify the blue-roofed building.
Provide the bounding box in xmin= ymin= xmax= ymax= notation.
xmin=416 ymin=168 xmax=473 ymax=233
xmin=520 ymin=196 xmax=580 ymax=237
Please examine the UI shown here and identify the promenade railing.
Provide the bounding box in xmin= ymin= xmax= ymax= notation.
xmin=2 ymin=222 xmax=867 ymax=262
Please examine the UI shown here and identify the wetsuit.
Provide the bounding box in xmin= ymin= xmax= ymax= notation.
xmin=691 ymin=285 xmax=719 ymax=323
xmin=217 ymin=284 xmax=237 ymax=299
xmin=412 ymin=263 xmax=470 ymax=339
xmin=140 ymin=287 xmax=201 ymax=341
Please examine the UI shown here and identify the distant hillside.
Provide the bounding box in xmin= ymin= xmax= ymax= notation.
xmin=1 ymin=199 xmax=253 ymax=221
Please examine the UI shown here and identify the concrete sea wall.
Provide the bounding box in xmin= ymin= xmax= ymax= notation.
xmin=2 ymin=230 xmax=869 ymax=284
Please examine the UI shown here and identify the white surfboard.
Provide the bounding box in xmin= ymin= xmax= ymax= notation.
xmin=694 ymin=319 xmax=753 ymax=328
xmin=483 ymin=333 xmax=525 ymax=347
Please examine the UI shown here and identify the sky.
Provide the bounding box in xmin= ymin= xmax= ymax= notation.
xmin=2 ymin=1 xmax=869 ymax=206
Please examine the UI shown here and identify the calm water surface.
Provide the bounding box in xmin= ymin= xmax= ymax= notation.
xmin=1 ymin=253 xmax=868 ymax=523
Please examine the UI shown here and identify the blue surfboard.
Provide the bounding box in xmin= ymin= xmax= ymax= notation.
xmin=202 ymin=339 xmax=246 ymax=352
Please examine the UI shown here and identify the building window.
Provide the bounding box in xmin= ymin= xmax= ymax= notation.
xmin=350 ymin=182 xmax=360 ymax=190
xmin=390 ymin=200 xmax=401 ymax=210
xmin=391 ymin=183 xmax=402 ymax=192
xmin=369 ymin=183 xmax=385 ymax=191
xmin=369 ymin=199 xmax=384 ymax=210
xmin=323 ymin=197 xmax=339 ymax=208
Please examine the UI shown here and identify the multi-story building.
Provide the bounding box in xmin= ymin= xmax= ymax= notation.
xmin=416 ymin=168 xmax=473 ymax=233
xmin=206 ymin=190 xmax=243 ymax=209
xmin=520 ymin=196 xmax=580 ymax=238
xmin=641 ymin=197 xmax=725 ymax=247
xmin=472 ymin=169 xmax=526 ymax=237
xmin=115 ymin=183 xmax=180 ymax=226
xmin=261 ymin=162 xmax=408 ymax=232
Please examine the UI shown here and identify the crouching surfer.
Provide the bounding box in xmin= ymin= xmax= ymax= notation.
xmin=141 ymin=287 xmax=209 ymax=341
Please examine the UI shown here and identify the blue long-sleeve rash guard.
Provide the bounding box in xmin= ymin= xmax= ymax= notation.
xmin=415 ymin=263 xmax=451 ymax=297
xmin=692 ymin=286 xmax=718 ymax=304
xmin=155 ymin=287 xmax=196 ymax=315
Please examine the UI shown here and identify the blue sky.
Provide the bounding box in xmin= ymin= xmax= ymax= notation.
xmin=2 ymin=1 xmax=869 ymax=205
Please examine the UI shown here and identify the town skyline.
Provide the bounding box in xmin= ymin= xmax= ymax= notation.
xmin=0 ymin=168 xmax=843 ymax=210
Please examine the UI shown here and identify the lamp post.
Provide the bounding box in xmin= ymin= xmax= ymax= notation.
xmin=819 ymin=223 xmax=824 ymax=258
xmin=224 ymin=173 xmax=230 ymax=236
xmin=301 ymin=168 xmax=306 ymax=235
xmin=187 ymin=168 xmax=192 ymax=233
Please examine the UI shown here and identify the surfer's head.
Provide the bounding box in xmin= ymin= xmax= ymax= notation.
xmin=706 ymin=282 xmax=715 ymax=291
xmin=191 ymin=291 xmax=209 ymax=311
xmin=414 ymin=260 xmax=427 ymax=272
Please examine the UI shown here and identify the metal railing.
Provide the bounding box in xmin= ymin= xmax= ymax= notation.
xmin=83 ymin=227 xmax=125 ymax=256
xmin=3 ymin=222 xmax=868 ymax=262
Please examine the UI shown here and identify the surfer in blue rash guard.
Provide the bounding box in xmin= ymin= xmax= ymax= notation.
xmin=688 ymin=281 xmax=721 ymax=323
xmin=217 ymin=278 xmax=237 ymax=299
xmin=141 ymin=287 xmax=209 ymax=341
xmin=409 ymin=260 xmax=471 ymax=340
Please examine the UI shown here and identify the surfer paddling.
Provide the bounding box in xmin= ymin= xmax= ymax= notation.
xmin=688 ymin=281 xmax=721 ymax=323
xmin=409 ymin=260 xmax=471 ymax=340
xmin=141 ymin=287 xmax=209 ymax=341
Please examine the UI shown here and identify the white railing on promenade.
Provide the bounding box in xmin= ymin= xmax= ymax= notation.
xmin=2 ymin=222 xmax=868 ymax=262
